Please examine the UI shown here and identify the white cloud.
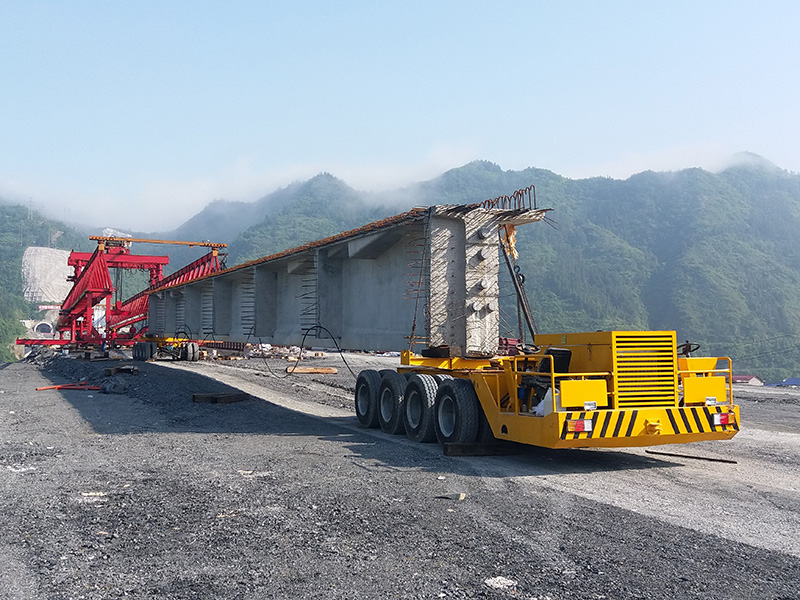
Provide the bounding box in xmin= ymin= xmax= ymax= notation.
xmin=566 ymin=143 xmax=738 ymax=180
xmin=5 ymin=141 xmax=780 ymax=234
xmin=1 ymin=146 xmax=479 ymax=232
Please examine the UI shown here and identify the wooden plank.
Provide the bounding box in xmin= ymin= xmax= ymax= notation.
xmin=192 ymin=392 xmax=250 ymax=404
xmin=285 ymin=366 xmax=338 ymax=374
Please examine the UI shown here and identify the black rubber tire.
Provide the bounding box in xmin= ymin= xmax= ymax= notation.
xmin=434 ymin=378 xmax=479 ymax=445
xmin=187 ymin=342 xmax=199 ymax=362
xmin=433 ymin=374 xmax=453 ymax=385
xmin=147 ymin=342 xmax=157 ymax=359
xmin=380 ymin=369 xmax=412 ymax=380
xmin=133 ymin=342 xmax=141 ymax=361
xmin=378 ymin=371 xmax=407 ymax=435
xmin=403 ymin=374 xmax=438 ymax=443
xmin=355 ymin=370 xmax=381 ymax=428
xmin=180 ymin=346 xmax=189 ymax=361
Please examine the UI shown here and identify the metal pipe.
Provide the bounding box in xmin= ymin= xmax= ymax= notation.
xmin=500 ymin=238 xmax=536 ymax=343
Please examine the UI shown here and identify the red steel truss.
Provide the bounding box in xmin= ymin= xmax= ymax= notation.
xmin=107 ymin=249 xmax=222 ymax=335
xmin=68 ymin=246 xmax=169 ymax=286
xmin=56 ymin=245 xmax=114 ymax=342
xmin=22 ymin=237 xmax=226 ymax=347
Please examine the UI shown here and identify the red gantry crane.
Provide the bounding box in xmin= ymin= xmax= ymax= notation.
xmin=17 ymin=236 xmax=226 ymax=348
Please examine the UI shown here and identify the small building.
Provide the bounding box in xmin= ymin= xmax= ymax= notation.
xmin=731 ymin=374 xmax=764 ymax=386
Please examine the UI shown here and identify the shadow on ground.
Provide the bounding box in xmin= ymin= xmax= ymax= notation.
xmin=35 ymin=357 xmax=681 ymax=478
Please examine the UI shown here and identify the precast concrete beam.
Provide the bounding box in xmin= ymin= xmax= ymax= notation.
xmin=347 ymin=230 xmax=404 ymax=259
xmin=254 ymin=266 xmax=277 ymax=338
xmin=183 ymin=282 xmax=203 ymax=338
xmin=148 ymin=203 xmax=548 ymax=354
xmin=427 ymin=206 xmax=502 ymax=355
xmin=230 ymin=270 xmax=255 ymax=340
xmin=150 ymin=292 xmax=166 ymax=337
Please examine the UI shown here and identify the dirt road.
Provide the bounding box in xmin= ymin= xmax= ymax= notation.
xmin=1 ymin=354 xmax=798 ymax=599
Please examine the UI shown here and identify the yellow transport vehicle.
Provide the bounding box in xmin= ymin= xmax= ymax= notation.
xmin=355 ymin=330 xmax=739 ymax=450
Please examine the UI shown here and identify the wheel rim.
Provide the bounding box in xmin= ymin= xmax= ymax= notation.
xmin=438 ymin=394 xmax=456 ymax=438
xmin=406 ymin=389 xmax=422 ymax=428
xmin=380 ymin=387 xmax=394 ymax=422
xmin=356 ymin=384 xmax=370 ymax=416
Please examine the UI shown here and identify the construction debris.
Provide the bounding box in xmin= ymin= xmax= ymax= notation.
xmin=285 ymin=366 xmax=338 ymax=374
xmin=434 ymin=492 xmax=467 ymax=501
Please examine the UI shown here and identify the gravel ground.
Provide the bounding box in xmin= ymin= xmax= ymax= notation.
xmin=1 ymin=350 xmax=799 ymax=599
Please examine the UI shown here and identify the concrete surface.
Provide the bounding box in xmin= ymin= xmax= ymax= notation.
xmin=0 ymin=354 xmax=798 ymax=599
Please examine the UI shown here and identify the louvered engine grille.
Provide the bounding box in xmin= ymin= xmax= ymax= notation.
xmin=613 ymin=333 xmax=678 ymax=407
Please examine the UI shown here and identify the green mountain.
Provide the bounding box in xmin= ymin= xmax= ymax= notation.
xmin=213 ymin=159 xmax=800 ymax=381
xmin=228 ymin=173 xmax=396 ymax=263
xmin=5 ymin=157 xmax=800 ymax=382
xmin=408 ymin=159 xmax=800 ymax=381
xmin=0 ymin=202 xmax=90 ymax=361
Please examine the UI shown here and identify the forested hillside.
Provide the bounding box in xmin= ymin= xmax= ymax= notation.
xmin=210 ymin=158 xmax=800 ymax=381
xmin=0 ymin=203 xmax=89 ymax=361
xmin=406 ymin=159 xmax=800 ymax=381
xmin=5 ymin=157 xmax=800 ymax=381
xmin=228 ymin=173 xmax=395 ymax=262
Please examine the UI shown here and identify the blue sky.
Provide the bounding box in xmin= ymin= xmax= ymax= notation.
xmin=1 ymin=1 xmax=797 ymax=230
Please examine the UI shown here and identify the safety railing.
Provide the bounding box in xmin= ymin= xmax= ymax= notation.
xmin=677 ymin=356 xmax=734 ymax=406
xmin=508 ymin=360 xmax=611 ymax=415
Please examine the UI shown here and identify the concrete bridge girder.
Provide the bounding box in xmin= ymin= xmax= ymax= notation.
xmin=149 ymin=205 xmax=546 ymax=354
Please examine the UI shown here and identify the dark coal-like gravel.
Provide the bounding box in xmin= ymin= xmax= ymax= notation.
xmin=1 ymin=352 xmax=798 ymax=599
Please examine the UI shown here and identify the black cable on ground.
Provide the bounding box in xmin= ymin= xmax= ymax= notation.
xmin=245 ymin=324 xmax=359 ymax=380
xmin=297 ymin=325 xmax=359 ymax=379
xmin=242 ymin=327 xmax=291 ymax=380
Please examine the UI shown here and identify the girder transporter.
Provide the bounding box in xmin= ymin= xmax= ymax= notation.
xmin=355 ymin=332 xmax=738 ymax=450
xmin=353 ymin=187 xmax=740 ymax=451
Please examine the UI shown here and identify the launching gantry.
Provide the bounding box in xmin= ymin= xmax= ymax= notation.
xmin=18 ymin=236 xmax=227 ymax=347
xmin=148 ymin=189 xmax=548 ymax=354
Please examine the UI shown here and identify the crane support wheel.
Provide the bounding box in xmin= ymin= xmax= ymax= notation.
xmin=133 ymin=342 xmax=146 ymax=361
xmin=403 ymin=374 xmax=438 ymax=443
xmin=355 ymin=370 xmax=381 ymax=428
xmin=434 ymin=378 xmax=480 ymax=445
xmin=187 ymin=342 xmax=199 ymax=362
xmin=378 ymin=371 xmax=407 ymax=435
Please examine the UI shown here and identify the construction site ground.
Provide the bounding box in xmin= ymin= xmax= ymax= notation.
xmin=1 ymin=351 xmax=799 ymax=600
